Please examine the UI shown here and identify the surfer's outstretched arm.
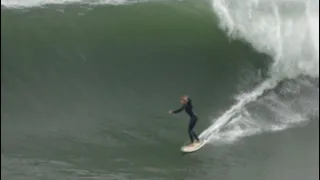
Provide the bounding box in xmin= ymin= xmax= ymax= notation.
xmin=169 ymin=105 xmax=185 ymax=114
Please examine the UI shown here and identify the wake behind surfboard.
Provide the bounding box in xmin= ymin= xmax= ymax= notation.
xmin=181 ymin=140 xmax=205 ymax=153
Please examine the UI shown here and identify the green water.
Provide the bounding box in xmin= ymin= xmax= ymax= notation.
xmin=1 ymin=1 xmax=319 ymax=180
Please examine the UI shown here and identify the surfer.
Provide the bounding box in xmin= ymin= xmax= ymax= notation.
xmin=169 ymin=96 xmax=200 ymax=146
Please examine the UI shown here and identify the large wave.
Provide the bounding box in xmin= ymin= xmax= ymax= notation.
xmin=200 ymin=0 xmax=319 ymax=144
xmin=2 ymin=0 xmax=318 ymax=145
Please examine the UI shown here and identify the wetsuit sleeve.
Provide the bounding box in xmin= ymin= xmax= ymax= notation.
xmin=172 ymin=105 xmax=185 ymax=113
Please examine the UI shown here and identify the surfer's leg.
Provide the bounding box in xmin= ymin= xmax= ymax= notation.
xmin=188 ymin=117 xmax=200 ymax=143
xmin=188 ymin=120 xmax=195 ymax=143
xmin=191 ymin=131 xmax=199 ymax=142
xmin=191 ymin=117 xmax=200 ymax=142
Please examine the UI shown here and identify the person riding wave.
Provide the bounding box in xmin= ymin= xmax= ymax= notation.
xmin=169 ymin=96 xmax=200 ymax=147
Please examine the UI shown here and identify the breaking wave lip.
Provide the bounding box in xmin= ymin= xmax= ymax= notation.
xmin=212 ymin=0 xmax=319 ymax=79
xmin=200 ymin=0 xmax=319 ymax=145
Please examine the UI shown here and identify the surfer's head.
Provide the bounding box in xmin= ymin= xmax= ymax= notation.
xmin=180 ymin=95 xmax=188 ymax=104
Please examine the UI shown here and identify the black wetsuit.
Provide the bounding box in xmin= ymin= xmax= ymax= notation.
xmin=172 ymin=98 xmax=200 ymax=143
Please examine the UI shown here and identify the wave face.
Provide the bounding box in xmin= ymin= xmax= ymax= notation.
xmin=1 ymin=0 xmax=319 ymax=180
xmin=200 ymin=0 xmax=319 ymax=144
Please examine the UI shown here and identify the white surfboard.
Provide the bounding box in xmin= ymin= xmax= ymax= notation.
xmin=181 ymin=140 xmax=206 ymax=153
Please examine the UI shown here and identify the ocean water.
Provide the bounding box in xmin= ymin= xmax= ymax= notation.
xmin=1 ymin=0 xmax=319 ymax=180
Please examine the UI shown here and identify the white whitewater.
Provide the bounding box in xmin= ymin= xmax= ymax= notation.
xmin=200 ymin=0 xmax=319 ymax=144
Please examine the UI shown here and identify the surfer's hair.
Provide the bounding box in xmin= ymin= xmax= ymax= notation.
xmin=180 ymin=95 xmax=189 ymax=101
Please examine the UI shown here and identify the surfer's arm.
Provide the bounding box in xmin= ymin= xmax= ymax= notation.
xmin=171 ymin=105 xmax=185 ymax=114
